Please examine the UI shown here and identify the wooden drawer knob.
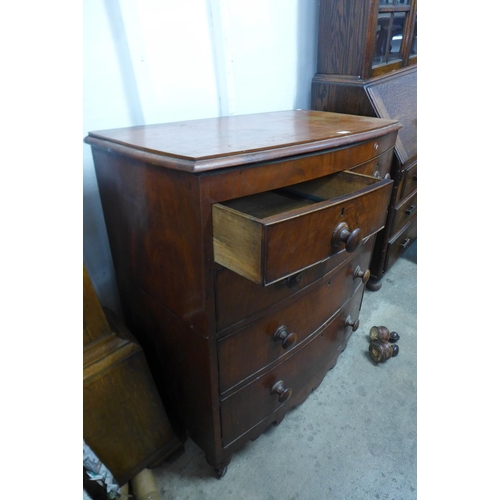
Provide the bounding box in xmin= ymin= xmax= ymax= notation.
xmin=332 ymin=222 xmax=362 ymax=253
xmin=273 ymin=325 xmax=298 ymax=350
xmin=271 ymin=380 xmax=292 ymax=403
xmin=353 ymin=265 xmax=370 ymax=283
xmin=344 ymin=315 xmax=359 ymax=332
xmin=285 ymin=272 xmax=303 ymax=289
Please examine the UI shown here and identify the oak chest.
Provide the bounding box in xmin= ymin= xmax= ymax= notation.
xmin=85 ymin=110 xmax=400 ymax=477
xmin=310 ymin=0 xmax=417 ymax=288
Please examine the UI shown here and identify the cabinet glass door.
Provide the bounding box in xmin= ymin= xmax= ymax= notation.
xmin=409 ymin=13 xmax=417 ymax=58
xmin=373 ymin=11 xmax=408 ymax=67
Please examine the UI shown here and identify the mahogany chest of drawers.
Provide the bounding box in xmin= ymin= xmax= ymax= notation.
xmin=85 ymin=110 xmax=400 ymax=477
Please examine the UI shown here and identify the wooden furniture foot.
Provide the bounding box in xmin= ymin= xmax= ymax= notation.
xmin=366 ymin=277 xmax=382 ymax=291
xmin=206 ymin=454 xmax=232 ymax=479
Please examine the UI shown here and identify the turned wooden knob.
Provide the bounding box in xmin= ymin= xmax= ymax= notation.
xmin=353 ymin=265 xmax=370 ymax=283
xmin=332 ymin=222 xmax=362 ymax=253
xmin=369 ymin=326 xmax=400 ymax=343
xmin=369 ymin=325 xmax=390 ymax=342
xmin=271 ymin=380 xmax=292 ymax=403
xmin=285 ymin=272 xmax=303 ymax=289
xmin=369 ymin=340 xmax=399 ymax=363
xmin=344 ymin=315 xmax=359 ymax=331
xmin=273 ymin=325 xmax=297 ymax=350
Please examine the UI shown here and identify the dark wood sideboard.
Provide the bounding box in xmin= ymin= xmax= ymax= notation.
xmin=311 ymin=0 xmax=417 ymax=289
xmin=85 ymin=110 xmax=401 ymax=477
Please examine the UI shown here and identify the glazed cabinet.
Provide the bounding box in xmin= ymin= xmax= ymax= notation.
xmin=311 ymin=0 xmax=417 ymax=289
xmin=85 ymin=110 xmax=400 ymax=476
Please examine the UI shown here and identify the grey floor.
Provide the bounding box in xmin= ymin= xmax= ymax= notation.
xmin=152 ymin=241 xmax=417 ymax=500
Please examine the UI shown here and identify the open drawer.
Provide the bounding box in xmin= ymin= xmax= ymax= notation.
xmin=213 ymin=171 xmax=393 ymax=285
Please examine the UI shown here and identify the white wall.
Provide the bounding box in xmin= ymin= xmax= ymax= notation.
xmin=83 ymin=0 xmax=319 ymax=310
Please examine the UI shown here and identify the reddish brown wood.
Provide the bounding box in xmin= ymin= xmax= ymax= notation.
xmin=350 ymin=149 xmax=392 ymax=179
xmin=86 ymin=111 xmax=398 ymax=476
xmin=263 ymin=178 xmax=392 ymax=284
xmin=85 ymin=110 xmax=400 ymax=173
xmin=369 ymin=339 xmax=399 ymax=363
xmin=271 ymin=380 xmax=293 ymax=404
xmin=215 ymin=236 xmax=375 ymax=332
xmin=220 ymin=285 xmax=365 ymax=446
xmin=332 ymin=222 xmax=362 ymax=253
xmin=353 ymin=265 xmax=370 ymax=284
xmin=369 ymin=326 xmax=400 ymax=343
xmin=273 ymin=325 xmax=298 ymax=350
xmin=217 ymin=253 xmax=370 ymax=395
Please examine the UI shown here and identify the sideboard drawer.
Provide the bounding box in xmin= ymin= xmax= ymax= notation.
xmin=392 ymin=191 xmax=417 ymax=237
xmin=400 ymin=162 xmax=417 ymax=202
xmin=218 ymin=245 xmax=371 ymax=393
xmin=386 ymin=217 xmax=417 ymax=270
xmin=213 ymin=171 xmax=392 ymax=285
xmin=220 ymin=285 xmax=364 ymax=446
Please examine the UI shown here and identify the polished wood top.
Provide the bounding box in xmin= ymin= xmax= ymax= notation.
xmin=85 ymin=110 xmax=400 ymax=173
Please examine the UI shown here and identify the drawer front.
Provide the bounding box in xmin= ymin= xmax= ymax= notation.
xmin=400 ymin=162 xmax=417 ymax=202
xmin=392 ymin=191 xmax=417 ymax=237
xmin=220 ymin=285 xmax=364 ymax=446
xmin=218 ymin=247 xmax=371 ymax=393
xmin=213 ymin=171 xmax=393 ymax=285
xmin=350 ymin=148 xmax=393 ymax=179
xmin=386 ymin=217 xmax=417 ymax=271
xmin=216 ymin=235 xmax=375 ymax=332
xmin=263 ymin=176 xmax=391 ymax=284
xmin=203 ymin=133 xmax=399 ymax=204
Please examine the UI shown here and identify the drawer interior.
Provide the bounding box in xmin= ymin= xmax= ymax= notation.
xmin=283 ymin=171 xmax=378 ymax=202
xmin=220 ymin=191 xmax=315 ymax=219
xmin=218 ymin=171 xmax=379 ymax=220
